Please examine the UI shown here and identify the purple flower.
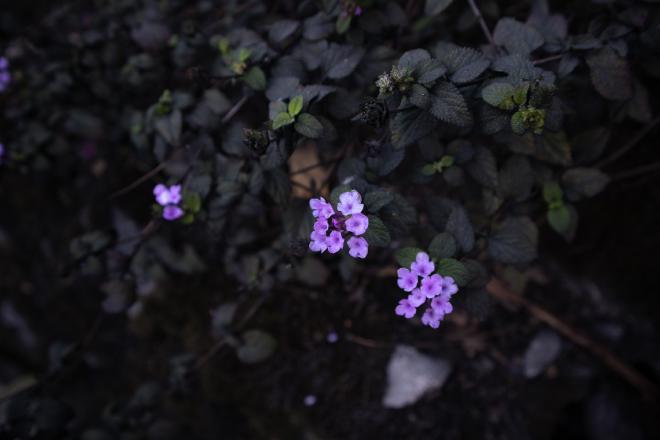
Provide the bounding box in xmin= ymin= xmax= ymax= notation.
xmin=0 ymin=57 xmax=10 ymax=92
xmin=420 ymin=274 xmax=443 ymax=298
xmin=0 ymin=143 xmax=4 ymax=164
xmin=347 ymin=236 xmax=368 ymax=259
xmin=421 ymin=308 xmax=442 ymax=329
xmin=395 ymin=299 xmax=416 ymax=319
xmin=0 ymin=57 xmax=7 ymax=70
xmin=309 ymin=197 xmax=334 ymax=218
xmin=326 ymin=230 xmax=344 ymax=254
xmin=408 ymin=288 xmax=426 ymax=308
xmin=309 ymin=231 xmax=328 ymax=253
xmin=431 ymin=296 xmax=453 ymax=315
xmin=397 ymin=268 xmax=418 ymax=292
xmin=163 ymin=205 xmax=184 ymax=221
xmin=345 ymin=212 xmax=368 ymax=236
xmin=154 ymin=184 xmax=182 ymax=206
xmin=337 ymin=190 xmax=364 ymax=216
xmin=314 ymin=216 xmax=329 ymax=233
xmin=438 ymin=276 xmax=458 ymax=298
xmin=411 ymin=251 xmax=434 ymax=277
xmin=354 ymin=6 xmax=363 ymax=16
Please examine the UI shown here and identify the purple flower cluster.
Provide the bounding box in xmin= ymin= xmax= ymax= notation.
xmin=0 ymin=57 xmax=10 ymax=92
xmin=153 ymin=183 xmax=184 ymax=221
xmin=395 ymin=252 xmax=458 ymax=329
xmin=309 ymin=190 xmax=369 ymax=259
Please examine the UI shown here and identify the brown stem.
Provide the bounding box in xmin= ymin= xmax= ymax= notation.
xmin=487 ymin=278 xmax=660 ymax=400
xmin=467 ymin=0 xmax=495 ymax=45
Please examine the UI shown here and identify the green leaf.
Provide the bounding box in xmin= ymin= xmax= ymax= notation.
xmin=542 ymin=181 xmax=563 ymax=205
xmin=395 ymin=247 xmax=425 ymax=267
xmin=510 ymin=111 xmax=526 ymax=135
xmin=512 ymin=82 xmax=530 ymax=106
xmin=586 ymin=47 xmax=632 ymax=101
xmin=409 ymin=84 xmax=432 ymax=109
xmin=363 ymin=215 xmax=391 ymax=247
xmin=272 ymin=111 xmax=295 ymax=129
xmin=467 ymin=147 xmax=498 ymax=189
xmin=390 ymin=107 xmax=437 ymax=149
xmin=433 ymin=42 xmax=489 ymax=84
xmin=322 ymin=43 xmax=365 ymax=79
xmin=398 ymin=49 xmax=431 ymax=70
xmin=336 ymin=15 xmax=351 ymax=34
xmin=430 ymin=81 xmax=473 ymax=126
xmin=561 ymin=168 xmax=610 ymax=200
xmin=482 ymin=82 xmax=515 ymax=110
xmin=499 ymin=155 xmax=533 ymax=201
xmin=238 ymin=47 xmax=252 ymax=62
xmin=428 ymin=232 xmax=457 ymax=259
xmin=183 ymin=193 xmax=202 ymax=213
xmin=425 ymin=0 xmax=453 ymax=15
xmin=288 ymin=95 xmax=304 ymax=116
xmin=236 ymin=329 xmax=277 ymax=364
xmin=364 ymin=190 xmax=394 ymax=212
xmin=294 ymin=113 xmax=324 ymax=138
xmin=436 ymin=258 xmax=470 ymax=286
xmin=243 ymin=66 xmax=267 ymax=91
xmin=493 ymin=18 xmax=544 ymax=55
xmin=488 ymin=217 xmax=538 ymax=264
xmin=154 ymin=110 xmax=182 ymax=146
xmin=415 ymin=58 xmax=447 ymax=85
xmin=547 ymin=205 xmax=570 ymax=235
xmin=445 ymin=204 xmax=474 ymax=252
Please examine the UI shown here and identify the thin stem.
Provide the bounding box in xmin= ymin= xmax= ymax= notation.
xmin=109 ymin=161 xmax=168 ymax=200
xmin=596 ymin=115 xmax=660 ymax=168
xmin=467 ymin=0 xmax=494 ymax=45
xmin=222 ymin=95 xmax=249 ymax=125
xmin=612 ymin=161 xmax=660 ymax=181
xmin=532 ymin=53 xmax=564 ymax=65
xmin=290 ymin=158 xmax=340 ymax=175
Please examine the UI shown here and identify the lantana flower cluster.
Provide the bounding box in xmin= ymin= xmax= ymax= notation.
xmin=395 ymin=252 xmax=458 ymax=329
xmin=0 ymin=57 xmax=10 ymax=92
xmin=309 ymin=190 xmax=369 ymax=259
xmin=153 ymin=183 xmax=184 ymax=221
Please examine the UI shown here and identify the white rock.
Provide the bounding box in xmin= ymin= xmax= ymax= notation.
xmin=382 ymin=345 xmax=452 ymax=408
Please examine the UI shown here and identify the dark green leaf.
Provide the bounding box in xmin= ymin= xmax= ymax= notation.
xmin=433 ymin=42 xmax=489 ymax=84
xmin=294 ymin=113 xmax=324 ymax=138
xmin=415 ymin=58 xmax=447 ymax=85
xmin=467 ymin=147 xmax=498 ymax=189
xmin=390 ymin=107 xmax=437 ymax=149
xmin=242 ymin=66 xmax=267 ymax=91
xmin=436 ymin=258 xmax=469 ymax=286
xmin=410 ymin=84 xmax=432 ymax=109
xmin=398 ymin=49 xmax=431 ymax=70
xmin=367 ymin=141 xmax=405 ymax=176
xmin=363 ymin=215 xmax=391 ymax=247
xmin=395 ymin=247 xmax=425 ymax=267
xmin=488 ymin=217 xmax=538 ymax=264
xmin=268 ymin=19 xmax=299 ymax=44
xmin=586 ymin=47 xmax=632 ymax=101
xmin=493 ymin=18 xmax=544 ymax=54
xmin=547 ymin=205 xmax=570 ymax=235
xmin=430 ymin=81 xmax=472 ymax=126
xmin=323 ymin=43 xmax=365 ymax=79
xmin=561 ymin=168 xmax=610 ymax=200
xmin=154 ymin=110 xmax=182 ymax=146
xmin=499 ymin=155 xmax=533 ymax=201
xmin=428 ymin=232 xmax=457 ymax=259
xmin=482 ymin=82 xmax=515 ymax=109
xmin=425 ymin=0 xmax=453 ymax=15
xmin=364 ymin=190 xmax=394 ymax=212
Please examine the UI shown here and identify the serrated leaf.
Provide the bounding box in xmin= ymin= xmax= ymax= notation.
xmin=268 ymin=19 xmax=299 ymax=44
xmin=243 ymin=66 xmax=267 ymax=91
xmin=272 ymin=111 xmax=295 ymax=129
xmin=288 ymin=95 xmax=303 ymax=116
xmin=482 ymin=82 xmax=515 ymax=110
xmin=398 ymin=49 xmax=431 ymax=70
xmin=236 ymin=330 xmax=277 ymax=364
xmin=428 ymin=232 xmax=457 ymax=259
xmin=430 ymin=82 xmax=472 ymax=126
xmin=586 ymin=47 xmax=632 ymax=101
xmin=561 ymin=168 xmax=610 ymax=200
xmin=363 ymin=215 xmax=391 ymax=247
xmin=433 ymin=42 xmax=489 ymax=84
xmin=364 ymin=190 xmax=394 ymax=212
xmin=322 ymin=43 xmax=365 ymax=79
xmin=154 ymin=110 xmax=182 ymax=146
xmin=410 ymin=84 xmax=432 ymax=109
xmin=436 ymin=258 xmax=469 ymax=286
xmin=395 ymin=247 xmax=425 ymax=267
xmin=367 ymin=142 xmax=405 ymax=176
xmin=446 ymin=204 xmax=474 ymax=253
xmin=294 ymin=113 xmax=323 ymax=138
xmin=493 ymin=18 xmax=544 ymax=54
xmin=511 ymin=111 xmax=526 ymax=135
xmin=547 ymin=205 xmax=570 ymax=235
xmin=467 ymin=147 xmax=498 ymax=189
xmin=499 ymin=155 xmax=533 ymax=201
xmin=425 ymin=0 xmax=453 ymax=15
xmin=415 ymin=58 xmax=447 ymax=85
xmin=488 ymin=217 xmax=538 ymax=264
xmin=390 ymin=107 xmax=437 ymax=149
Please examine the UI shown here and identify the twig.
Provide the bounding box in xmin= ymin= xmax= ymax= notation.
xmin=487 ymin=278 xmax=660 ymax=400
xmin=532 ymin=53 xmax=564 ymax=65
xmin=109 ymin=161 xmax=168 ymax=200
xmin=221 ymin=95 xmax=249 ymax=125
xmin=467 ymin=0 xmax=495 ymax=45
xmin=345 ymin=333 xmax=387 ymax=348
xmin=596 ymin=115 xmax=660 ymax=168
xmin=612 ymin=161 xmax=660 ymax=181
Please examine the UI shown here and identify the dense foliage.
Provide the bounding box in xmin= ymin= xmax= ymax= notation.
xmin=1 ymin=0 xmax=659 ymax=437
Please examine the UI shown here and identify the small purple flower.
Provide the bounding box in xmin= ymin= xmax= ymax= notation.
xmin=163 ymin=205 xmax=184 ymax=221
xmin=309 ymin=197 xmax=334 ymax=218
xmin=420 ymin=274 xmax=443 ymax=298
xmin=345 ymin=212 xmax=368 ymax=236
xmin=395 ymin=299 xmax=416 ymax=319
xmin=309 ymin=231 xmax=328 ymax=253
xmin=421 ymin=308 xmax=442 ymax=329
xmin=347 ymin=236 xmax=368 ymax=259
xmin=0 ymin=57 xmax=10 ymax=92
xmin=410 ymin=251 xmax=434 ymax=277
xmin=314 ymin=216 xmax=329 ymax=233
xmin=326 ymin=230 xmax=344 ymax=254
xmin=0 ymin=57 xmax=7 ymax=70
xmin=354 ymin=6 xmax=363 ymax=16
xmin=0 ymin=143 xmax=4 ymax=164
xmin=438 ymin=276 xmax=458 ymax=298
xmin=397 ymin=268 xmax=418 ymax=292
xmin=408 ymin=288 xmax=426 ymax=308
xmin=431 ymin=296 xmax=453 ymax=315
xmin=154 ymin=184 xmax=182 ymax=206
xmin=337 ymin=190 xmax=364 ymax=216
